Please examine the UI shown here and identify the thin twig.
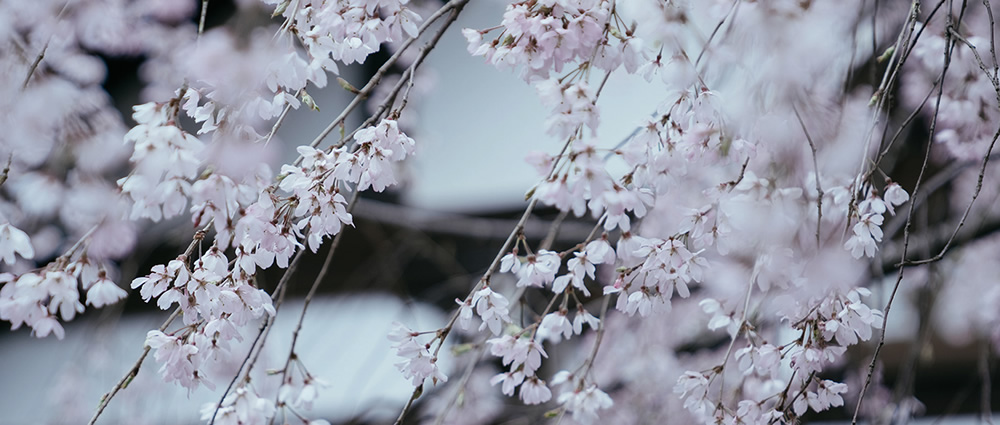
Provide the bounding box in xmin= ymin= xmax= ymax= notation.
xmin=694 ymin=0 xmax=741 ymax=68
xmin=271 ymin=192 xmax=360 ymax=420
xmin=87 ymin=308 xmax=181 ymax=425
xmin=780 ymin=372 xmax=818 ymax=419
xmin=852 ymin=8 xmax=958 ymax=422
xmin=207 ymin=319 xmax=269 ymax=425
xmin=874 ymin=77 xmax=939 ymax=167
xmin=894 ymin=12 xmax=1000 ymax=267
xmin=898 ymin=124 xmax=1000 ymax=266
xmin=86 ymin=223 xmax=210 ymax=424
xmin=22 ymin=1 xmax=71 ymax=89
xmin=854 ymin=0 xmax=948 ymax=198
xmin=199 ymin=0 xmax=210 ymax=37
xmin=396 ymin=58 xmax=418 ymax=114
xmin=541 ymin=210 xmax=570 ymax=250
xmin=264 ymin=89 xmax=300 ymax=146
xmin=890 ymin=265 xmax=939 ymax=420
xmin=711 ymin=274 xmax=756 ymax=398
xmin=205 ymin=248 xmax=304 ymax=425
xmin=61 ymin=223 xmax=102 ymax=260
xmin=212 ymin=188 xmax=357 ymax=424
xmin=339 ymin=0 xmax=468 ymax=148
xmin=393 ymin=124 xmax=576 ymax=425
xmin=270 ymin=244 xmax=307 ymax=305
xmin=431 ymin=343 xmax=488 ymax=425
xmin=985 ymin=0 xmax=999 ymax=81
xmin=208 ymin=2 xmax=469 ymax=420
xmin=430 ymin=200 xmax=582 ymax=424
xmin=0 ymin=154 xmax=10 ymax=188
xmin=871 ymin=0 xmax=881 ymax=86
xmin=981 ymin=341 xmax=994 ymax=424
xmin=231 ymin=249 xmax=306 ymax=396
xmin=393 ymin=384 xmax=424 ymax=425
xmin=949 ymin=29 xmax=1000 ymax=105
xmin=792 ymin=105 xmax=823 ymax=250
xmin=579 ymin=294 xmax=612 ymax=379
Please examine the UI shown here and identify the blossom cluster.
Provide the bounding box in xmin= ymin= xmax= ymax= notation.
xmin=133 ymin=247 xmax=275 ymax=390
xmin=0 ymin=256 xmax=127 ymax=339
xmin=389 ymin=321 xmax=448 ymax=386
xmin=551 ymin=371 xmax=614 ymax=424
xmin=456 ymin=285 xmax=513 ymax=336
xmin=844 ymin=182 xmax=910 ymax=259
xmin=534 ymin=141 xmax=655 ymax=231
xmin=462 ymin=0 xmax=642 ymax=81
xmin=462 ymin=0 xmax=651 ymax=144
xmin=605 ymin=235 xmax=706 ymax=317
xmin=266 ymin=0 xmax=421 ymax=69
xmin=120 ymin=101 xmax=206 ymax=222
xmin=905 ymin=7 xmax=1000 ymax=161
xmin=134 ymin=115 xmax=419 ymax=394
xmin=488 ymin=333 xmax=551 ymax=404
xmin=675 ymin=287 xmax=882 ymax=424
xmin=199 ymin=385 xmax=276 ymax=425
xmin=0 ymin=0 xmax=174 ymax=339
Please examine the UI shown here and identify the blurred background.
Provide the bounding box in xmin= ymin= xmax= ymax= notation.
xmin=1 ymin=0 xmax=999 ymax=424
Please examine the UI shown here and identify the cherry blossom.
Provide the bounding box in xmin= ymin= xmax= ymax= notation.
xmin=200 ymin=385 xmax=275 ymax=425
xmin=145 ymin=330 xmax=206 ymax=391
xmin=472 ymin=285 xmax=512 ymax=335
xmin=85 ymin=273 xmax=128 ymax=308
xmin=0 ymin=223 xmax=34 ymax=265
xmin=538 ymin=310 xmax=573 ymax=342
xmin=505 ymin=250 xmax=561 ymax=289
xmin=388 ymin=322 xmax=448 ymax=386
xmin=571 ymin=307 xmax=600 ymax=335
xmin=518 ymin=376 xmax=552 ymax=405
xmin=490 ymin=370 xmax=525 ymax=396
xmin=557 ymin=384 xmax=614 ymax=424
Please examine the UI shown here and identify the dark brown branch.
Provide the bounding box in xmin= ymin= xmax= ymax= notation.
xmin=980 ymin=341 xmax=994 ymax=424
xmin=793 ymin=105 xmax=823 ymax=250
xmin=87 ymin=308 xmax=181 ymax=425
xmin=897 ymin=123 xmax=1000 ymax=267
xmin=270 ymin=192 xmax=360 ymax=420
xmin=853 ymin=5 xmax=959 ymax=422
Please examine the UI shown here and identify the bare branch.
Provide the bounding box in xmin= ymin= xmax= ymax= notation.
xmin=198 ymin=0 xmax=210 ymax=37
xmin=981 ymin=341 xmax=994 ymax=424
xmin=88 ymin=308 xmax=181 ymax=425
xmin=793 ymin=105 xmax=824 ymax=249
xmin=854 ymin=6 xmax=960 ymax=422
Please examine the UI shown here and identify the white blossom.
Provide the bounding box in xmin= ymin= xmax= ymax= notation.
xmin=0 ymin=223 xmax=34 ymax=265
xmin=519 ymin=376 xmax=552 ymax=404
xmin=557 ymin=384 xmax=614 ymax=424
